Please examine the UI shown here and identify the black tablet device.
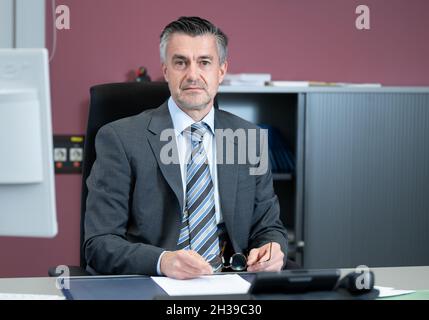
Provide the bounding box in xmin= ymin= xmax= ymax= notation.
xmin=248 ymin=269 xmax=341 ymax=294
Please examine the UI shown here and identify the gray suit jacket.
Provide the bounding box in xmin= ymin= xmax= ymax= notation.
xmin=84 ymin=101 xmax=288 ymax=275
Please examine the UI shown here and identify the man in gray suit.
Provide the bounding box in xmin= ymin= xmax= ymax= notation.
xmin=84 ymin=16 xmax=288 ymax=279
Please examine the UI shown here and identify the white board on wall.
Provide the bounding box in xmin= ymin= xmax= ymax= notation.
xmin=0 ymin=0 xmax=14 ymax=48
xmin=0 ymin=0 xmax=45 ymax=49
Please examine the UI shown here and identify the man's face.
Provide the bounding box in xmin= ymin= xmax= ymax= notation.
xmin=162 ymin=33 xmax=227 ymax=111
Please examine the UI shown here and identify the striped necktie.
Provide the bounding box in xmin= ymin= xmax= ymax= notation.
xmin=177 ymin=122 xmax=221 ymax=268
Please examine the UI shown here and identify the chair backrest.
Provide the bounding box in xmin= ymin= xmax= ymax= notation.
xmin=80 ymin=82 xmax=170 ymax=268
xmin=80 ymin=81 xmax=219 ymax=268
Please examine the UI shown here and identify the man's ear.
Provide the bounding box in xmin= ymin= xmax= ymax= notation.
xmin=218 ymin=60 xmax=228 ymax=84
xmin=162 ymin=63 xmax=169 ymax=82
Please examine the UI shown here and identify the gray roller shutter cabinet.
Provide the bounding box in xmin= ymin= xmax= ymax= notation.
xmin=303 ymin=92 xmax=429 ymax=269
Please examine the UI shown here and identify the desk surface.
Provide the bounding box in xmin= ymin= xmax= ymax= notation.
xmin=1 ymin=266 xmax=428 ymax=299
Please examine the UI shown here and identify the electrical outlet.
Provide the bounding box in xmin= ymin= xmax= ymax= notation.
xmin=53 ymin=135 xmax=85 ymax=174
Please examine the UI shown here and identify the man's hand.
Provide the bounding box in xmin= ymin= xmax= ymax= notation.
xmin=246 ymin=242 xmax=284 ymax=272
xmin=160 ymin=250 xmax=213 ymax=279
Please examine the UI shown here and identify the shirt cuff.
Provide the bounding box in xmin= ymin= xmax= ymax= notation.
xmin=156 ymin=250 xmax=168 ymax=275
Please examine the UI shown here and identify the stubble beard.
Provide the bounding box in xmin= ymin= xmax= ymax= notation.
xmin=176 ymin=90 xmax=212 ymax=111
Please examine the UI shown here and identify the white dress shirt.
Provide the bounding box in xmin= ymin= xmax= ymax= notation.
xmin=156 ymin=97 xmax=223 ymax=274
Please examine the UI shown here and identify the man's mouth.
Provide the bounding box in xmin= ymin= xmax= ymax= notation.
xmin=182 ymin=87 xmax=204 ymax=91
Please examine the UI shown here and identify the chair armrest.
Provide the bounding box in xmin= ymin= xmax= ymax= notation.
xmin=284 ymin=259 xmax=302 ymax=270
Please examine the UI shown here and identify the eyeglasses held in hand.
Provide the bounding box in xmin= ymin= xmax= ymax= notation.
xmin=207 ymin=241 xmax=272 ymax=273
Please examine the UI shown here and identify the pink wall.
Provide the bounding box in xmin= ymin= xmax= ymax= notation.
xmin=1 ymin=0 xmax=428 ymax=277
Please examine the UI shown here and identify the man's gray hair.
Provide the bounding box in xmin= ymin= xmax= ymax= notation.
xmin=160 ymin=16 xmax=228 ymax=65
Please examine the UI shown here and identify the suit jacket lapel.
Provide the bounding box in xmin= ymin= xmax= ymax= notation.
xmin=147 ymin=102 xmax=184 ymax=212
xmin=214 ymin=111 xmax=239 ymax=251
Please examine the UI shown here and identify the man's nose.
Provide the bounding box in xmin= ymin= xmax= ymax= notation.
xmin=185 ymin=62 xmax=200 ymax=82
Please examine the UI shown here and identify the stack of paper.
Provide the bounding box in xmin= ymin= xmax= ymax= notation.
xmin=375 ymin=286 xmax=415 ymax=298
xmin=0 ymin=292 xmax=65 ymax=300
xmin=152 ymin=274 xmax=251 ymax=296
xmin=222 ymin=73 xmax=271 ymax=86
xmin=266 ymin=80 xmax=317 ymax=87
xmin=266 ymin=80 xmax=382 ymax=87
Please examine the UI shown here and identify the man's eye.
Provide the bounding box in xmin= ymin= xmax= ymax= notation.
xmin=201 ymin=60 xmax=211 ymax=66
xmin=175 ymin=61 xmax=185 ymax=66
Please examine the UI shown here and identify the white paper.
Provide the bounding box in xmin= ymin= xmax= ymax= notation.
xmin=152 ymin=274 xmax=251 ymax=296
xmin=0 ymin=293 xmax=65 ymax=300
xmin=375 ymin=286 xmax=415 ymax=298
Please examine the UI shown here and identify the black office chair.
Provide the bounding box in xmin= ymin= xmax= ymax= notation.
xmin=48 ymin=81 xmax=299 ymax=276
xmin=49 ymin=82 xmax=171 ymax=276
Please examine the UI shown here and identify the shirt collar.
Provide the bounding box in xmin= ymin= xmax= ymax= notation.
xmin=167 ymin=96 xmax=215 ymax=137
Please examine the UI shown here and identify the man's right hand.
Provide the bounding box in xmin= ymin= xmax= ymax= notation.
xmin=160 ymin=250 xmax=213 ymax=279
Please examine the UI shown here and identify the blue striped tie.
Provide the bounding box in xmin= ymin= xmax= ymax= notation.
xmin=177 ymin=122 xmax=221 ymax=268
